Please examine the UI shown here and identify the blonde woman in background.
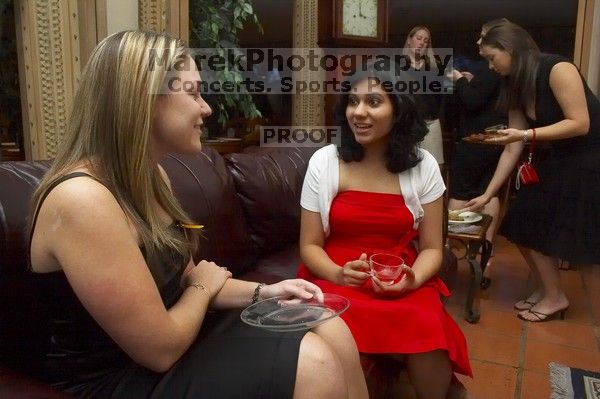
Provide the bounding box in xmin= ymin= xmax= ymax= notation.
xmin=403 ymin=26 xmax=445 ymax=164
xmin=27 ymin=30 xmax=367 ymax=399
xmin=403 ymin=26 xmax=436 ymax=71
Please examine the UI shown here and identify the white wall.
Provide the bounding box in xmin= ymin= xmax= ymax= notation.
xmin=106 ymin=0 xmax=138 ymax=35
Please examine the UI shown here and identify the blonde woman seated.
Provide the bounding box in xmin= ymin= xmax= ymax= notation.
xmin=27 ymin=31 xmax=367 ymax=399
xmin=297 ymin=64 xmax=471 ymax=399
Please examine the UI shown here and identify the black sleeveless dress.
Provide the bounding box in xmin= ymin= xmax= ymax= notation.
xmin=29 ymin=173 xmax=306 ymax=398
xmin=498 ymin=54 xmax=600 ymax=264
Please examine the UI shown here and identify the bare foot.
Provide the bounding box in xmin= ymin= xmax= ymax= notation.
xmin=514 ymin=290 xmax=544 ymax=310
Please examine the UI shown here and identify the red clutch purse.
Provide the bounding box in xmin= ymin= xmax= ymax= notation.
xmin=516 ymin=128 xmax=539 ymax=188
xmin=517 ymin=161 xmax=539 ymax=185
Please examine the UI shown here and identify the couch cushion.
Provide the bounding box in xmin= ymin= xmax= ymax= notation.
xmin=160 ymin=148 xmax=257 ymax=275
xmin=241 ymin=244 xmax=301 ymax=284
xmin=224 ymin=148 xmax=316 ymax=257
xmin=0 ymin=161 xmax=52 ymax=371
xmin=0 ymin=161 xmax=51 ymax=276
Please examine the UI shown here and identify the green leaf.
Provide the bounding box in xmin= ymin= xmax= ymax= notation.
xmin=190 ymin=0 xmax=262 ymax=128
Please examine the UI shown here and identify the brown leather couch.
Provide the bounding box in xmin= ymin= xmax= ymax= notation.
xmin=0 ymin=146 xmax=457 ymax=398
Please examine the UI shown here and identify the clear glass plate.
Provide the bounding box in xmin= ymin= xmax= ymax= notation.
xmin=240 ymin=293 xmax=350 ymax=332
xmin=448 ymin=211 xmax=483 ymax=225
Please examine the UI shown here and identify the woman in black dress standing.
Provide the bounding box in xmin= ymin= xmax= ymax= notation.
xmin=447 ymin=19 xmax=508 ymax=288
xmin=465 ymin=22 xmax=600 ymax=322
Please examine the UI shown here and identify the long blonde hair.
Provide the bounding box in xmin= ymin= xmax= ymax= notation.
xmin=402 ymin=26 xmax=436 ymax=69
xmin=29 ymin=30 xmax=197 ymax=258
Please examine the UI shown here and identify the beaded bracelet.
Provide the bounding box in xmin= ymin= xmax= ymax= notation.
xmin=252 ymin=283 xmax=265 ymax=304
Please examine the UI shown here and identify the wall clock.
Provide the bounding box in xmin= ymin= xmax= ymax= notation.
xmin=318 ymin=0 xmax=388 ymax=47
xmin=341 ymin=0 xmax=378 ymax=38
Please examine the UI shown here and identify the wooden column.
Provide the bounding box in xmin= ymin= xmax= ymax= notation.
xmin=291 ymin=0 xmax=325 ymax=127
xmin=15 ymin=0 xmax=82 ymax=160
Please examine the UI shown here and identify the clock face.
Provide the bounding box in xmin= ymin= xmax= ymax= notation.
xmin=342 ymin=0 xmax=378 ymax=38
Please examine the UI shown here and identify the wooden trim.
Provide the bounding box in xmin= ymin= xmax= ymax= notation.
xmin=317 ymin=0 xmax=334 ymax=46
xmin=167 ymin=0 xmax=179 ymax=37
xmin=179 ymin=0 xmax=189 ymax=43
xmin=574 ymin=0 xmax=585 ymax=66
xmin=96 ymin=0 xmax=108 ymax=40
xmin=14 ymin=0 xmax=33 ymax=159
xmin=78 ymin=0 xmax=98 ymax=66
xmin=574 ymin=0 xmax=596 ymax=79
xmin=590 ymin=0 xmax=600 ymax=94
xmin=68 ymin=0 xmax=83 ymax=91
xmin=581 ymin=0 xmax=595 ymax=78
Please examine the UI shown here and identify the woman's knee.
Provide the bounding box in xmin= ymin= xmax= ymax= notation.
xmin=294 ymin=332 xmax=348 ymax=399
xmin=313 ymin=317 xmax=356 ymax=351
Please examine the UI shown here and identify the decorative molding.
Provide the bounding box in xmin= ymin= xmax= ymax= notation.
xmin=138 ymin=0 xmax=167 ymax=33
xmin=16 ymin=0 xmax=81 ymax=160
xmin=140 ymin=0 xmax=188 ymax=41
xmin=13 ymin=0 xmax=184 ymax=160
xmin=292 ymin=0 xmax=324 ymax=127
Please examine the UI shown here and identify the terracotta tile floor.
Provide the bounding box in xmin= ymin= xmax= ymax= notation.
xmin=445 ymin=236 xmax=600 ymax=399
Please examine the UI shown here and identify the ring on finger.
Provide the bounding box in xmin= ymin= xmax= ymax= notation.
xmin=222 ymin=267 xmax=228 ymax=272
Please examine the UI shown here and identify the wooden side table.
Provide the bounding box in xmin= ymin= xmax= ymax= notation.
xmin=447 ymin=214 xmax=493 ymax=323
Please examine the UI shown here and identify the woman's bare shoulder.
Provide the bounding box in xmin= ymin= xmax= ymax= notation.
xmin=34 ymin=174 xmax=135 ymax=251
xmin=41 ymin=175 xmax=123 ymax=221
xmin=549 ymin=62 xmax=582 ymax=85
xmin=31 ymin=174 xmax=136 ymax=272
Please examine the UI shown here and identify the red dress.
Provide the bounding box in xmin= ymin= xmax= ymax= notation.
xmin=298 ymin=190 xmax=472 ymax=376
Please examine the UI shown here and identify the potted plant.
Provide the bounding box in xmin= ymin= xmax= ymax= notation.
xmin=189 ymin=0 xmax=263 ymax=136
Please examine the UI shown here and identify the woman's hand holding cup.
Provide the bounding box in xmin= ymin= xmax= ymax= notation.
xmin=369 ymin=253 xmax=417 ymax=295
xmin=371 ymin=264 xmax=417 ymax=295
xmin=338 ymin=253 xmax=370 ymax=286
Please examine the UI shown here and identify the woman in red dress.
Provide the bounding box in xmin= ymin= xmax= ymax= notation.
xmin=298 ymin=64 xmax=471 ymax=398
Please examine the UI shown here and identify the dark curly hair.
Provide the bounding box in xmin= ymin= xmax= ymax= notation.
xmin=334 ymin=63 xmax=429 ymax=174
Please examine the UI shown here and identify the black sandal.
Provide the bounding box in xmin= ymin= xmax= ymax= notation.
xmin=517 ymin=307 xmax=568 ymax=322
